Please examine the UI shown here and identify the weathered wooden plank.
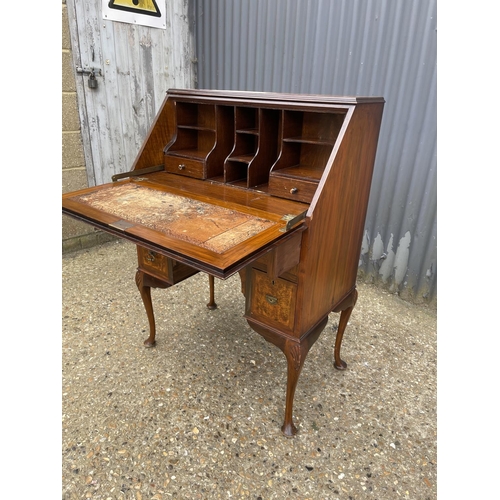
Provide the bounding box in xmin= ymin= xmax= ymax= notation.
xmin=67 ymin=0 xmax=196 ymax=186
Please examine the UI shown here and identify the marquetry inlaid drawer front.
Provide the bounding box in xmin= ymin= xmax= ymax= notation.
xmin=164 ymin=155 xmax=205 ymax=179
xmin=137 ymin=247 xmax=170 ymax=281
xmin=248 ymin=269 xmax=297 ymax=332
xmin=268 ymin=176 xmax=318 ymax=203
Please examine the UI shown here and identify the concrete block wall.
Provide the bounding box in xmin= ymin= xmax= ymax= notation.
xmin=62 ymin=0 xmax=115 ymax=254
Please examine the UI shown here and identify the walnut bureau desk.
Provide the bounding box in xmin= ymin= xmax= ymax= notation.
xmin=62 ymin=89 xmax=384 ymax=437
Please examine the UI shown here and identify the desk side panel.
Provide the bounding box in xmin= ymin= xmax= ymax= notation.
xmin=297 ymin=102 xmax=384 ymax=333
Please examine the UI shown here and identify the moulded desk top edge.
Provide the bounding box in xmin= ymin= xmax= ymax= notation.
xmin=167 ymin=88 xmax=385 ymax=105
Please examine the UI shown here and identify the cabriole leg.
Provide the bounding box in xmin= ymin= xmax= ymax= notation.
xmin=245 ymin=317 xmax=328 ymax=437
xmin=135 ymin=270 xmax=169 ymax=348
xmin=281 ymin=340 xmax=308 ymax=437
xmin=333 ymin=289 xmax=358 ymax=370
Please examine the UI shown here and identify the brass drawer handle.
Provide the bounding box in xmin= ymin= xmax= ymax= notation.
xmin=178 ymin=164 xmax=186 ymax=170
xmin=290 ymin=187 xmax=298 ymax=194
xmin=145 ymin=251 xmax=156 ymax=262
xmin=266 ymin=294 xmax=278 ymax=305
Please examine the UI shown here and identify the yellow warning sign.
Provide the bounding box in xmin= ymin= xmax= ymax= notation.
xmin=108 ymin=0 xmax=161 ymax=17
xmin=103 ymin=0 xmax=165 ymax=29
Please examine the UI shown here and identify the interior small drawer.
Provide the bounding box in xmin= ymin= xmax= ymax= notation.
xmin=247 ymin=268 xmax=297 ymax=332
xmin=164 ymin=155 xmax=205 ymax=179
xmin=137 ymin=246 xmax=170 ymax=281
xmin=268 ymin=175 xmax=318 ymax=203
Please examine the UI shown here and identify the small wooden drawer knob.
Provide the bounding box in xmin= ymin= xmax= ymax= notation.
xmin=178 ymin=164 xmax=186 ymax=170
xmin=290 ymin=187 xmax=298 ymax=194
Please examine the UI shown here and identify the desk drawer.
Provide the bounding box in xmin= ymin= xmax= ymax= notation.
xmin=268 ymin=175 xmax=318 ymax=203
xmin=248 ymin=268 xmax=297 ymax=332
xmin=137 ymin=247 xmax=199 ymax=284
xmin=164 ymin=155 xmax=205 ymax=179
xmin=137 ymin=247 xmax=170 ymax=280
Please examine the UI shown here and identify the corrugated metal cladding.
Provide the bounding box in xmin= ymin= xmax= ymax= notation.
xmin=193 ymin=0 xmax=437 ymax=305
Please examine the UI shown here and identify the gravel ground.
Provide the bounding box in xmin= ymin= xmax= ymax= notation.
xmin=62 ymin=240 xmax=437 ymax=500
